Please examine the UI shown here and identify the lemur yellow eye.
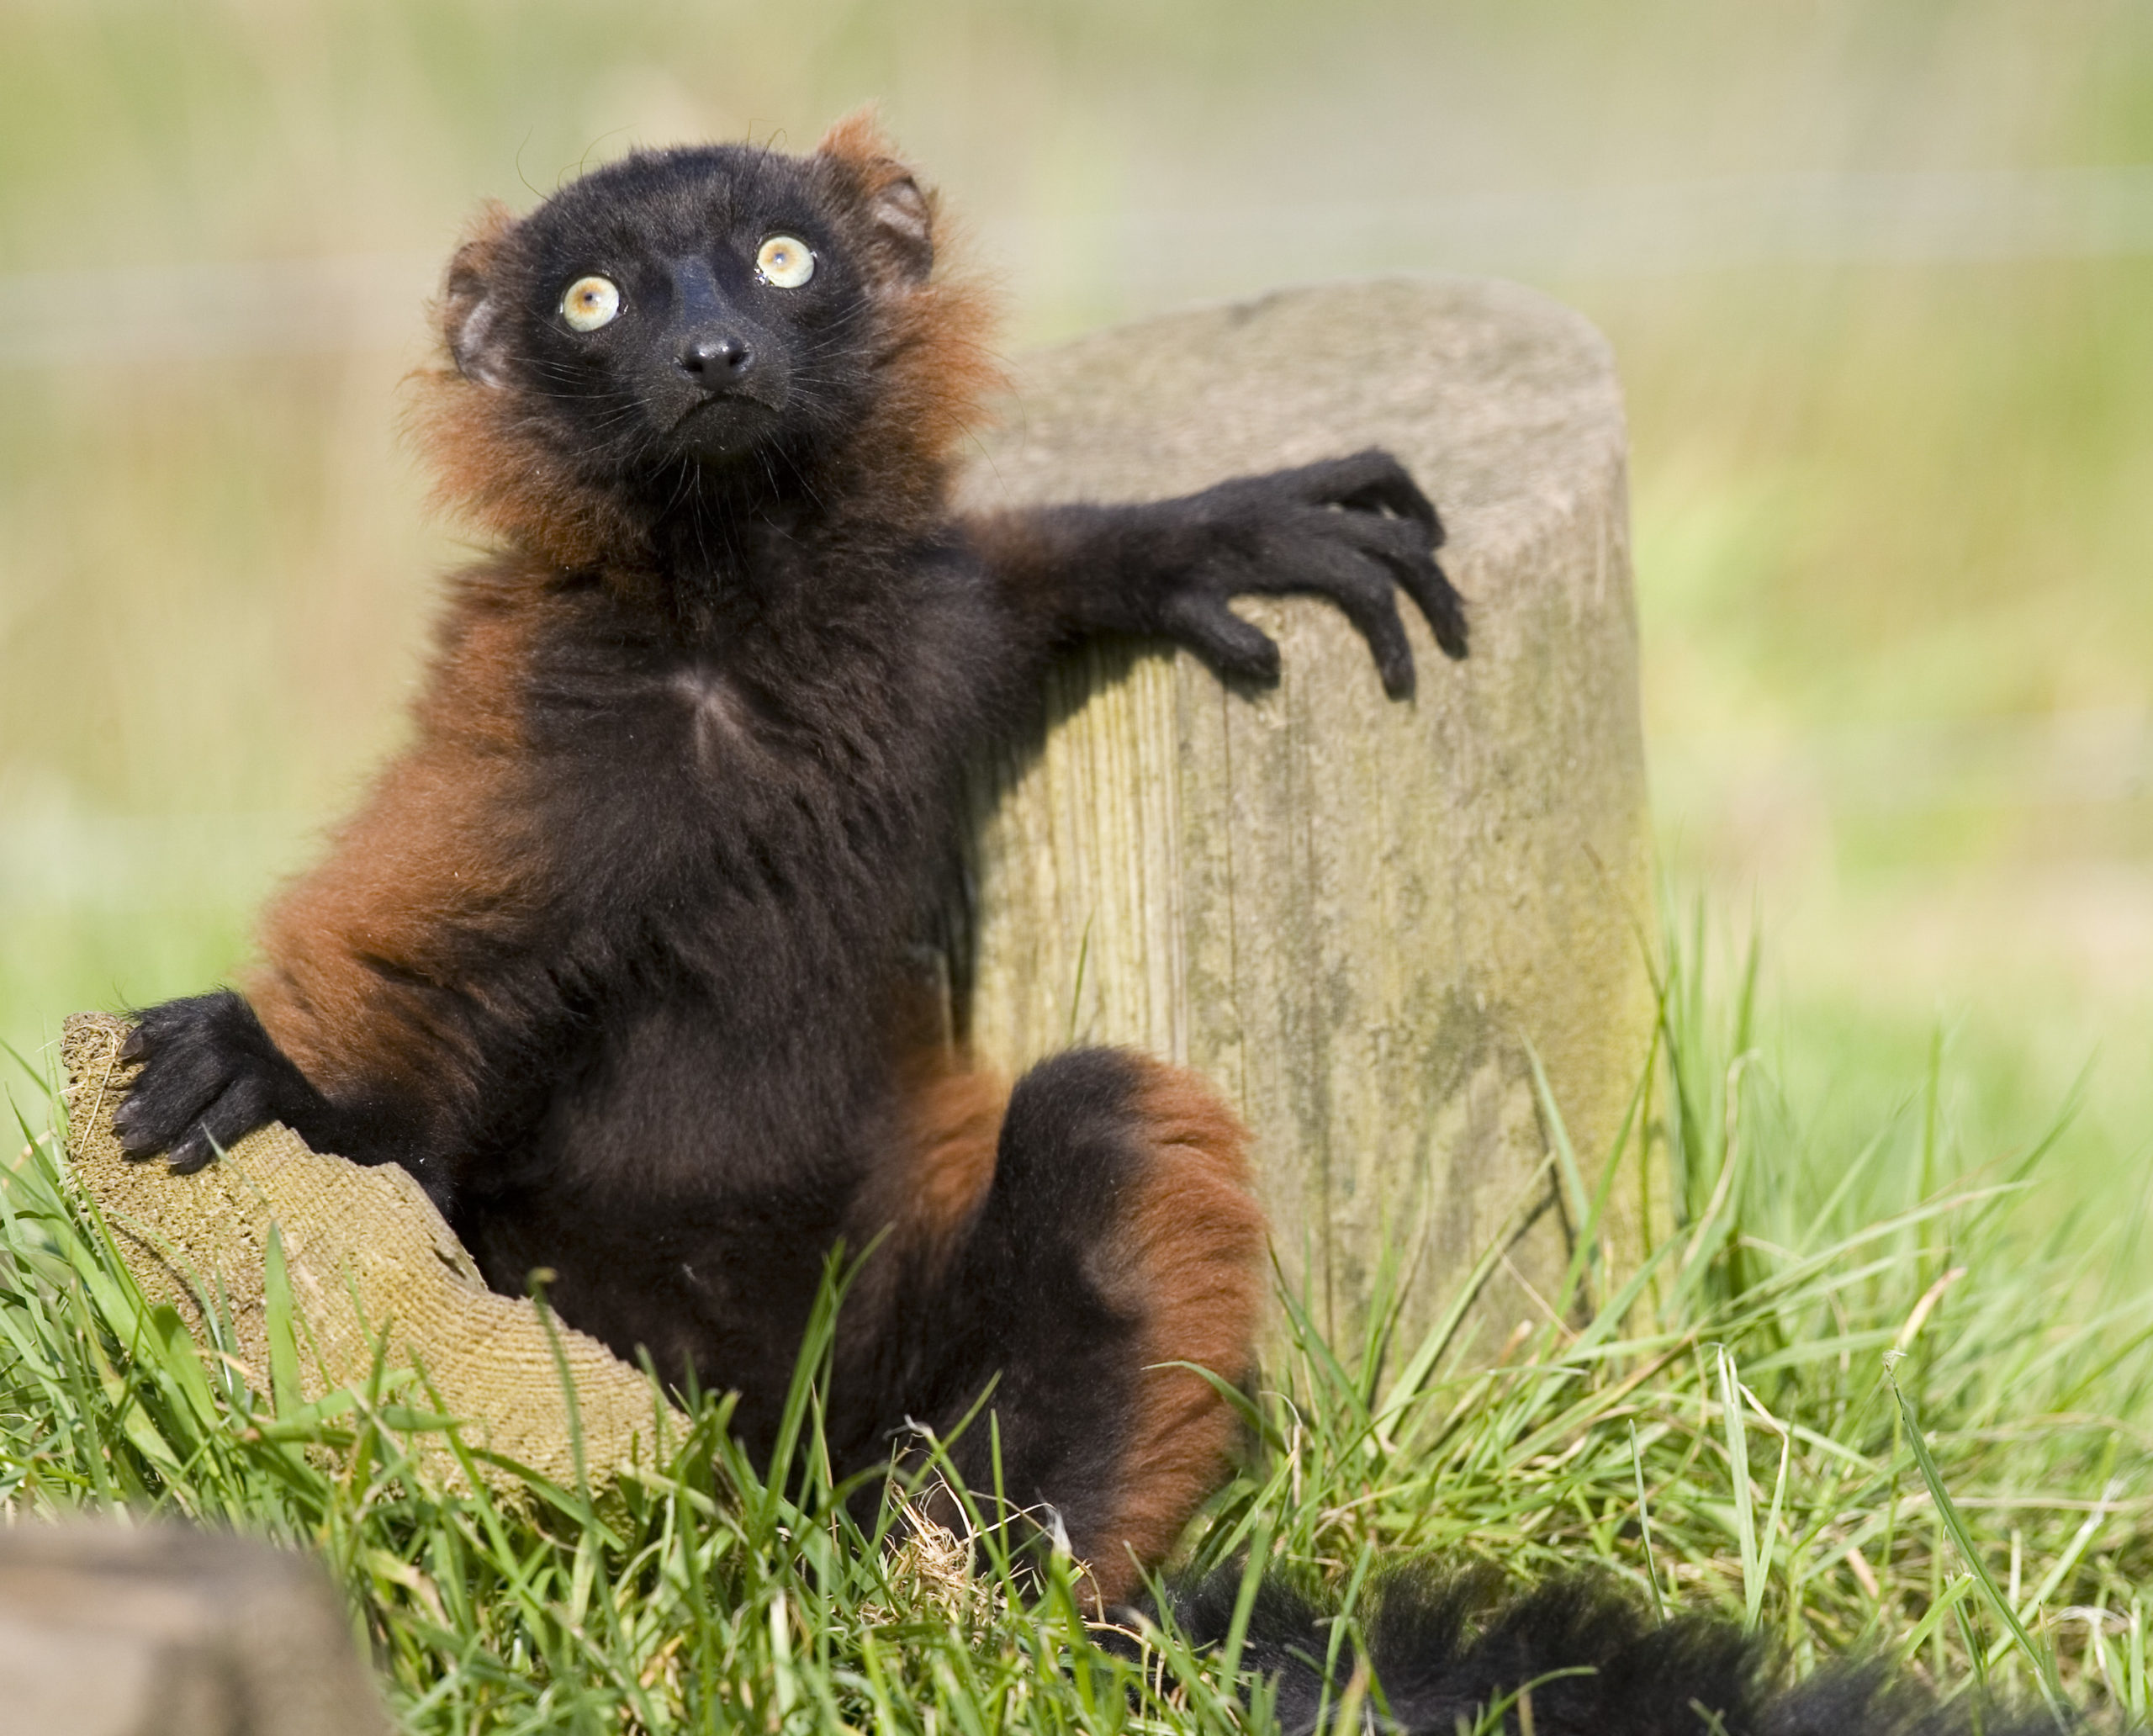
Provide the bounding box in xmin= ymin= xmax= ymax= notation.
xmin=755 ymin=235 xmax=814 ymax=288
xmin=560 ymin=275 xmax=621 ymax=331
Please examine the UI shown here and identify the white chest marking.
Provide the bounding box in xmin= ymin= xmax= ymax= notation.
xmin=672 ymin=667 xmax=755 ymax=764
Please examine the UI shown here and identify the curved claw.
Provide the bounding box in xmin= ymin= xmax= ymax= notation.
xmin=167 ymin=1130 xmax=221 ymax=1176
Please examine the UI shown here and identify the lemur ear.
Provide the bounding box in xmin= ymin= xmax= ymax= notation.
xmin=816 ymin=108 xmax=935 ymax=285
xmin=442 ymin=199 xmax=516 ymax=388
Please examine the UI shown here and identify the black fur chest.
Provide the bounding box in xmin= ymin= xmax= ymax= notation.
xmin=516 ymin=593 xmax=976 ymax=1009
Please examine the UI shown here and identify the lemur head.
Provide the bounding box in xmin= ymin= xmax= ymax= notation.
xmin=415 ymin=113 xmax=997 ymax=571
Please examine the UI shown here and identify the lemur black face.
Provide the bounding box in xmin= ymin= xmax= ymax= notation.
xmin=449 ymin=147 xmax=888 ymax=482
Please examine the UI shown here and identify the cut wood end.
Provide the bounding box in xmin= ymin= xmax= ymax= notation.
xmin=56 ymin=1010 xmax=686 ymax=1499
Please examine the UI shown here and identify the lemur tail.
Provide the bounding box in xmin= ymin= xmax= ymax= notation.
xmin=1143 ymin=1564 xmax=2065 ymax=1736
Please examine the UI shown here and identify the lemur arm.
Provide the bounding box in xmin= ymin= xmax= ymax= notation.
xmin=114 ymin=579 xmax=570 ymax=1210
xmin=962 ymin=449 xmax=1466 ymax=696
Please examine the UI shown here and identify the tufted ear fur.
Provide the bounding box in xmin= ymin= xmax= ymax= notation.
xmin=816 ymin=108 xmax=936 ymax=285
xmin=442 ymin=199 xmax=517 ymax=388
xmin=411 ymin=196 xmax=643 ymax=571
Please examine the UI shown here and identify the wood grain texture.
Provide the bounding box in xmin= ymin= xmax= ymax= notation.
xmin=952 ymin=276 xmax=1656 ymax=1354
xmin=61 ymin=1012 xmax=683 ymax=1500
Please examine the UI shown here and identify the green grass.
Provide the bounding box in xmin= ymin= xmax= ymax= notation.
xmin=3 ymin=918 xmax=2149 ymax=1733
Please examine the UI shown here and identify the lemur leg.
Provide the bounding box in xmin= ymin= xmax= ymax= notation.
xmin=873 ymin=1049 xmax=1267 ymax=1606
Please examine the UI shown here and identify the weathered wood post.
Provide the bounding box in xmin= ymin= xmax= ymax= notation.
xmin=951 ymin=277 xmax=1655 ymax=1358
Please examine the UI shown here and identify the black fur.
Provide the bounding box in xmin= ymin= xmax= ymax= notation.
xmin=1145 ymin=1565 xmax=2060 ymax=1736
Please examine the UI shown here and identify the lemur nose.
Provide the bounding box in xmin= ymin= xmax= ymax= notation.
xmin=677 ymin=330 xmax=755 ymax=384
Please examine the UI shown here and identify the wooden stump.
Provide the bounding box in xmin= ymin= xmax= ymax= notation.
xmin=61 ymin=1012 xmax=682 ymax=1500
xmin=951 ymin=277 xmax=1654 ymax=1358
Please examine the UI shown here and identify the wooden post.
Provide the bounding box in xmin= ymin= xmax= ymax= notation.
xmin=951 ymin=277 xmax=1655 ymax=1359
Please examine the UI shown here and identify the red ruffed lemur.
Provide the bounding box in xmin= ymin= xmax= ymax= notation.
xmin=111 ymin=116 xmax=2055 ymax=1736
xmin=114 ymin=114 xmax=1466 ymax=1606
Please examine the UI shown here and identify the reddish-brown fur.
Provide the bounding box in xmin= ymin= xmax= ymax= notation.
xmin=878 ymin=1055 xmax=1010 ymax=1257
xmin=849 ymin=1050 xmax=1264 ymax=1605
xmin=1088 ymin=1062 xmax=1267 ymax=1601
xmin=245 ymin=561 xmax=553 ymax=1105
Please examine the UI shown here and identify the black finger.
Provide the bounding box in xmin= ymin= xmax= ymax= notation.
xmin=1289 ymin=542 xmax=1419 ymax=698
xmin=1334 ymin=506 xmax=1441 ymax=564
xmin=167 ymin=1127 xmax=219 ymax=1176
xmin=1341 ymin=483 xmax=1444 ymax=554
xmin=168 ymin=1077 xmax=273 ymax=1174
xmin=1225 ymin=534 xmax=1416 ymax=696
xmin=1339 ymin=475 xmax=1441 ymax=544
xmin=1399 ymin=555 xmax=1468 ymax=660
xmin=119 ymin=1025 xmax=147 ymax=1063
xmin=1328 ymin=510 xmax=1467 ymax=659
xmin=201 ymin=1074 xmax=272 ymax=1147
xmin=1354 ymin=533 xmax=1468 ymax=661
xmin=115 ymin=1061 xmax=225 ymax=1158
xmin=1159 ymin=590 xmax=1282 ymax=684
xmin=1290 ymin=450 xmax=1441 ymax=536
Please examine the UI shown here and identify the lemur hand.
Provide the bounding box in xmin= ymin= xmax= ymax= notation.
xmin=113 ymin=991 xmax=327 ymax=1174
xmin=1149 ymin=448 xmax=1465 ymax=697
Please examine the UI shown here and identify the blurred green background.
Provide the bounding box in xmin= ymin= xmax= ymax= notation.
xmin=3 ymin=1 xmax=2149 ymax=1231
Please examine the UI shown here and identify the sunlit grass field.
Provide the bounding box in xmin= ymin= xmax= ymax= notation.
xmin=3 ymin=3 xmax=2150 ymax=1724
